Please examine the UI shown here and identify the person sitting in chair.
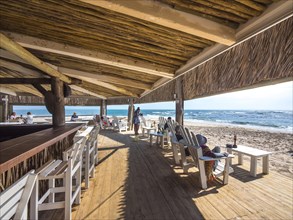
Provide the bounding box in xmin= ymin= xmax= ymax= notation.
xmin=196 ymin=134 xmax=228 ymax=181
xmin=23 ymin=112 xmax=33 ymax=124
xmin=164 ymin=117 xmax=172 ymax=130
xmin=71 ymin=112 xmax=78 ymax=121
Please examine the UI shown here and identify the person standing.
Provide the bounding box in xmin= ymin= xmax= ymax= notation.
xmin=133 ymin=107 xmax=141 ymax=141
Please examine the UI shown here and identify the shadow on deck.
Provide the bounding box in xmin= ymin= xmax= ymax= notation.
xmin=41 ymin=130 xmax=293 ymax=220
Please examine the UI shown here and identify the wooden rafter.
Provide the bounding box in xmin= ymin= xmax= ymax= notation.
xmin=0 ymin=78 xmax=51 ymax=84
xmin=80 ymin=0 xmax=236 ymax=45
xmin=45 ymin=63 xmax=140 ymax=97
xmin=58 ymin=67 xmax=152 ymax=90
xmin=0 ymin=33 xmax=73 ymax=83
xmin=3 ymin=84 xmax=43 ymax=97
xmin=3 ymin=32 xmax=174 ymax=79
xmin=69 ymin=85 xmax=106 ymax=99
xmin=0 ymin=58 xmax=45 ymax=77
xmin=67 ymin=74 xmax=139 ymax=98
xmin=0 ymin=87 xmax=17 ymax=96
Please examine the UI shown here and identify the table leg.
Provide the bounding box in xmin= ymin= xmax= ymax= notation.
xmin=250 ymin=156 xmax=257 ymax=177
xmin=142 ymin=128 xmax=145 ymax=137
xmin=227 ymin=148 xmax=232 ymax=165
xmin=263 ymin=155 xmax=269 ymax=174
xmin=238 ymin=153 xmax=243 ymax=165
xmin=150 ymin=135 xmax=153 ymax=147
xmin=223 ymin=157 xmax=231 ymax=185
xmin=160 ymin=136 xmax=164 ymax=148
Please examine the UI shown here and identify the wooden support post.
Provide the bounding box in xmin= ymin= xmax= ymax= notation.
xmin=100 ymin=100 xmax=106 ymax=117
xmin=1 ymin=95 xmax=9 ymax=122
xmin=175 ymin=77 xmax=184 ymax=125
xmin=128 ymin=99 xmax=134 ymax=131
xmin=51 ymin=78 xmax=65 ymax=127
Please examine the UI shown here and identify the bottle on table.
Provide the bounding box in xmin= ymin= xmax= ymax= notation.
xmin=233 ymin=134 xmax=237 ymax=148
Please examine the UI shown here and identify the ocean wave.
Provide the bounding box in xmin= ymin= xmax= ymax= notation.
xmin=231 ymin=121 xmax=280 ymax=128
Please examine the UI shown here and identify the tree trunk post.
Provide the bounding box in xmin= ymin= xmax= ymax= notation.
xmin=51 ymin=77 xmax=65 ymax=127
xmin=127 ymin=98 xmax=134 ymax=130
xmin=175 ymin=77 xmax=184 ymax=126
xmin=100 ymin=99 xmax=107 ymax=117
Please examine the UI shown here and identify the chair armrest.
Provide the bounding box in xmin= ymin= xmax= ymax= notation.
xmin=199 ymin=154 xmax=234 ymax=161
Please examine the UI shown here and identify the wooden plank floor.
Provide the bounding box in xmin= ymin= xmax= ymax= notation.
xmin=40 ymin=130 xmax=293 ymax=220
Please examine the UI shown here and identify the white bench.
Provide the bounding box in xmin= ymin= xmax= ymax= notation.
xmin=227 ymin=145 xmax=272 ymax=177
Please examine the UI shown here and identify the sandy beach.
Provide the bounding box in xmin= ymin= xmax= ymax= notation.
xmin=183 ymin=120 xmax=293 ymax=178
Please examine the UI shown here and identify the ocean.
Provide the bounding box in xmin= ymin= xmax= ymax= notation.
xmin=13 ymin=106 xmax=292 ymax=132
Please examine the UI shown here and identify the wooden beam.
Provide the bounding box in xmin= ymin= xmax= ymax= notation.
xmin=2 ymin=32 xmax=174 ymax=78
xmin=0 ymin=78 xmax=51 ymax=84
xmin=0 ymin=33 xmax=72 ymax=83
xmin=0 ymin=58 xmax=45 ymax=77
xmin=140 ymin=78 xmax=170 ymax=97
xmin=69 ymin=85 xmax=107 ymax=99
xmin=3 ymin=85 xmax=43 ymax=97
xmin=80 ymin=0 xmax=236 ymax=45
xmin=32 ymin=83 xmax=47 ymax=96
xmin=58 ymin=67 xmax=152 ymax=90
xmin=65 ymin=74 xmax=139 ymax=98
xmin=0 ymin=87 xmax=17 ymax=96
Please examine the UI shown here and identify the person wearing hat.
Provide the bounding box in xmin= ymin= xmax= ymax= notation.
xmin=196 ymin=134 xmax=225 ymax=181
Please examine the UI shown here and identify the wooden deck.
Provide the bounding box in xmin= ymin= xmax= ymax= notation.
xmin=40 ymin=130 xmax=292 ymax=220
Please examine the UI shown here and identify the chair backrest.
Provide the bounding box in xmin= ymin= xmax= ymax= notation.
xmin=70 ymin=136 xmax=87 ymax=164
xmin=0 ymin=170 xmax=37 ymax=220
xmin=188 ymin=131 xmax=203 ymax=167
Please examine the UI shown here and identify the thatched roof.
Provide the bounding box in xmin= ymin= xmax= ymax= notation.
xmin=0 ymin=0 xmax=292 ymax=104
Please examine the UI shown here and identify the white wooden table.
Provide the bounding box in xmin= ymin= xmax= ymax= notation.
xmin=142 ymin=126 xmax=156 ymax=137
xmin=149 ymin=132 xmax=164 ymax=148
xmin=227 ymin=145 xmax=272 ymax=177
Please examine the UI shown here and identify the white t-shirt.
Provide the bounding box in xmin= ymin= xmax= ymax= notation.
xmin=26 ymin=115 xmax=34 ymax=124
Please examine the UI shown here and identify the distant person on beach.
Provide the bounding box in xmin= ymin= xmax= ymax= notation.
xmin=23 ymin=112 xmax=33 ymax=124
xmin=71 ymin=112 xmax=78 ymax=121
xmin=10 ymin=112 xmax=17 ymax=120
xmin=133 ymin=107 xmax=141 ymax=141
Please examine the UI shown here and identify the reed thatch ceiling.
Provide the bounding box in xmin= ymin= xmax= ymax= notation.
xmin=0 ymin=0 xmax=287 ymax=101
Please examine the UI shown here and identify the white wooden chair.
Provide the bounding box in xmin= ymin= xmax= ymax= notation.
xmin=113 ymin=116 xmax=128 ymax=132
xmin=30 ymin=137 xmax=87 ymax=220
xmin=140 ymin=116 xmax=156 ymax=137
xmin=188 ymin=131 xmax=234 ymax=189
xmin=177 ymin=126 xmax=194 ymax=173
xmin=0 ymin=170 xmax=37 ymax=220
xmin=73 ymin=126 xmax=100 ymax=189
xmin=158 ymin=117 xmax=166 ymax=130
xmin=167 ymin=121 xmax=182 ymax=165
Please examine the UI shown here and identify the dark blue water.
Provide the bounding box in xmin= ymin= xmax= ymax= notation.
xmin=13 ymin=106 xmax=292 ymax=131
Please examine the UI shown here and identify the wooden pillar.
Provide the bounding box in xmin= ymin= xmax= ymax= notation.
xmin=127 ymin=98 xmax=134 ymax=130
xmin=100 ymin=99 xmax=106 ymax=116
xmin=1 ymin=95 xmax=8 ymax=122
xmin=175 ymin=77 xmax=184 ymax=125
xmin=51 ymin=78 xmax=65 ymax=127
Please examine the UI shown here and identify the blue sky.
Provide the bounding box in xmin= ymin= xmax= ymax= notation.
xmin=109 ymin=81 xmax=293 ymax=110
